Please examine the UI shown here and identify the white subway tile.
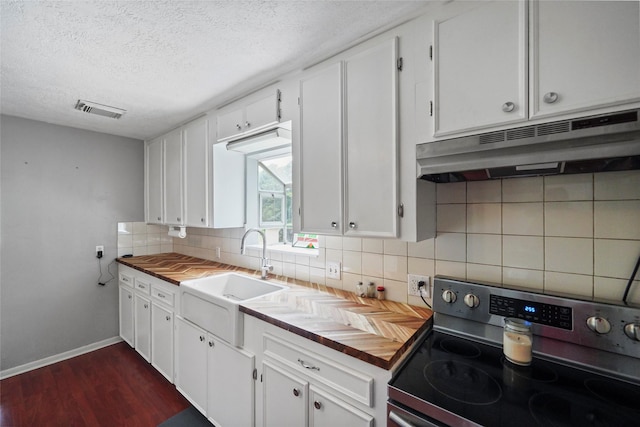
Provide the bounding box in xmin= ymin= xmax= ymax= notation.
xmin=502 ymin=177 xmax=543 ymax=202
xmin=594 ymin=200 xmax=640 ymax=239
xmin=122 ymin=222 xmax=136 ymax=234
xmin=325 ymin=249 xmax=342 ymax=264
xmin=502 ymin=203 xmax=543 ymax=236
xmin=467 ymin=203 xmax=501 ymax=234
xmin=408 ymin=257 xmax=435 ymax=277
xmin=544 ymin=272 xmax=593 ymax=299
xmin=437 ymin=182 xmax=466 ymax=204
xmin=383 ymin=278 xmax=409 ymax=304
xmin=503 ymin=236 xmax=544 ymax=270
xmin=435 ymin=260 xmax=466 ymax=278
xmin=594 ymin=170 xmax=640 ymax=200
xmin=362 ymin=253 xmax=384 ymax=278
xmin=343 ymin=251 xmax=362 ymax=274
xmin=309 ymin=248 xmax=326 ymax=269
xmin=437 ymin=204 xmax=466 ymax=232
xmin=133 ymin=246 xmax=149 ymax=256
xmin=545 ymin=237 xmax=593 ymax=275
xmin=383 ymin=255 xmax=408 ymax=282
xmin=594 ymin=239 xmax=640 ymax=279
xmin=544 ymin=174 xmax=593 ymax=201
xmin=324 ymin=235 xmax=343 ymax=250
xmin=343 ymin=237 xmax=362 ymax=252
xmin=435 ymin=233 xmax=466 ymax=262
xmin=594 ymin=277 xmax=640 ymax=304
xmin=309 ymin=267 xmax=325 ymax=285
xmin=342 ymin=272 xmax=362 ymax=292
xmin=384 ymin=239 xmax=408 ymax=256
xmin=295 ymin=264 xmax=310 ymax=282
xmin=132 ymin=235 xmax=147 ymax=248
xmin=467 ymin=234 xmax=501 ymax=265
xmin=362 ymin=238 xmax=384 ymax=254
xmin=325 ymin=276 xmax=343 ymax=290
xmin=502 ymin=267 xmax=544 ymax=291
xmin=467 ymin=263 xmax=502 ymax=284
xmin=467 ymin=180 xmax=501 ymax=203
xmin=283 ymin=262 xmax=296 ymax=279
xmin=408 ymin=238 xmax=435 ymax=259
xmin=544 ymin=202 xmax=593 ymax=238
xmin=118 ymin=234 xmax=133 ymax=248
xmin=295 ymin=255 xmax=310 ymax=266
xmin=118 ymin=247 xmax=133 ymax=257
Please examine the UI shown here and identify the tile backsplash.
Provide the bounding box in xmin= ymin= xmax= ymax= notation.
xmin=170 ymin=170 xmax=640 ymax=306
xmin=117 ymin=222 xmax=173 ymax=257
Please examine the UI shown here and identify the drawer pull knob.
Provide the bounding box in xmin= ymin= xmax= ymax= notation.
xmin=209 ymin=341 xmax=214 ymax=347
xmin=166 ymin=315 xmax=171 ymax=321
xmin=292 ymin=388 xmax=300 ymax=397
xmin=297 ymin=358 xmax=320 ymax=371
xmin=314 ymin=401 xmax=322 ymax=410
xmin=199 ymin=335 xmax=205 ymax=342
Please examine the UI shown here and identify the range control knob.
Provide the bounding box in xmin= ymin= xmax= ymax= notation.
xmin=624 ymin=323 xmax=640 ymax=341
xmin=442 ymin=289 xmax=457 ymax=304
xmin=463 ymin=293 xmax=480 ymax=308
xmin=586 ymin=316 xmax=611 ymax=334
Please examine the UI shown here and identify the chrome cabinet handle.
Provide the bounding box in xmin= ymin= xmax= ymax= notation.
xmin=245 ymin=121 xmax=251 ymax=128
xmin=177 ymin=217 xmax=181 ymax=222
xmin=165 ymin=315 xmax=171 ymax=321
xmin=157 ymin=217 xmax=161 ymax=221
xmin=201 ymin=218 xmax=205 ymax=223
xmin=502 ymin=102 xmax=515 ymax=112
xmin=128 ymin=295 xmax=132 ymax=299
xmin=543 ymin=92 xmax=559 ymax=104
xmin=143 ymin=303 xmax=148 ymax=309
xmin=236 ymin=124 xmax=242 ymax=130
xmin=199 ymin=335 xmax=205 ymax=342
xmin=292 ymin=388 xmax=300 ymax=397
xmin=314 ymin=401 xmax=322 ymax=410
xmin=158 ymin=293 xmax=166 ymax=299
xmin=297 ymin=358 xmax=320 ymax=371
xmin=349 ymin=222 xmax=357 ymax=229
xmin=331 ymin=221 xmax=338 ymax=228
xmin=208 ymin=341 xmax=214 ymax=347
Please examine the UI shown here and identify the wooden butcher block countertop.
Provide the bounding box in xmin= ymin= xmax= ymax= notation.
xmin=117 ymin=252 xmax=433 ymax=370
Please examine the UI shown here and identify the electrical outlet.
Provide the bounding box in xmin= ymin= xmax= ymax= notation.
xmin=96 ymin=245 xmax=104 ymax=258
xmin=326 ymin=261 xmax=341 ymax=280
xmin=408 ymin=274 xmax=431 ymax=297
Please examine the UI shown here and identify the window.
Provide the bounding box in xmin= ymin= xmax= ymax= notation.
xmin=258 ymin=156 xmax=293 ymax=243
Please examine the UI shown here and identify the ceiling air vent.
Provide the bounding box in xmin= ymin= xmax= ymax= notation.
xmin=74 ymin=100 xmax=126 ymax=119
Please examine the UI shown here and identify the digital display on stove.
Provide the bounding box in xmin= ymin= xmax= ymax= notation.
xmin=489 ymin=294 xmax=572 ymax=330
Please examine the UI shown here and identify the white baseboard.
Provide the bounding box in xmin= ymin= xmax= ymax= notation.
xmin=0 ymin=336 xmax=123 ymax=380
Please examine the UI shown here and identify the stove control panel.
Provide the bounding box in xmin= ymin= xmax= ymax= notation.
xmin=434 ymin=276 xmax=640 ymax=358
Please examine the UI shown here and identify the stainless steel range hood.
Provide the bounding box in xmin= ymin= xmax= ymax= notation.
xmin=417 ymin=109 xmax=640 ymax=182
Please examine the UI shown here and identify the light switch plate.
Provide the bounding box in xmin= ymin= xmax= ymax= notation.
xmin=326 ymin=261 xmax=341 ymax=279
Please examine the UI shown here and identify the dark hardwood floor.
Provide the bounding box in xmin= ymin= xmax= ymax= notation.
xmin=0 ymin=342 xmax=190 ymax=426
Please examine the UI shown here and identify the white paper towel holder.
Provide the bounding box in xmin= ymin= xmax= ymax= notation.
xmin=168 ymin=226 xmax=187 ymax=239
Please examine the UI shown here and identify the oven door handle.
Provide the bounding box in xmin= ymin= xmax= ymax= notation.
xmin=389 ymin=410 xmax=416 ymax=427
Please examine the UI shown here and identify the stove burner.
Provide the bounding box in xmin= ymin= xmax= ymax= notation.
xmin=439 ymin=338 xmax=482 ymax=358
xmin=500 ymin=357 xmax=558 ymax=383
xmin=424 ymin=360 xmax=502 ymax=405
xmin=529 ymin=392 xmax=638 ymax=427
xmin=585 ymin=378 xmax=640 ymax=411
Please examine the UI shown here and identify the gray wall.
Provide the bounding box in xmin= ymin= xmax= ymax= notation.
xmin=1 ymin=115 xmax=144 ymax=371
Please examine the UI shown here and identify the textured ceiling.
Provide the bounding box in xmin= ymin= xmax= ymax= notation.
xmin=1 ymin=1 xmax=432 ymax=140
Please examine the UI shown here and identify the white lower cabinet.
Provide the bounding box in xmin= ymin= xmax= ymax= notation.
xmin=134 ymin=294 xmax=151 ymax=362
xmin=175 ymin=315 xmax=256 ymax=425
xmin=308 ymin=386 xmax=373 ymax=427
xmin=151 ymin=302 xmax=174 ymax=382
xmin=118 ymin=285 xmax=134 ymax=347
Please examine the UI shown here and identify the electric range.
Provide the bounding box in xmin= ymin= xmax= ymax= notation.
xmin=388 ymin=277 xmax=640 ymax=427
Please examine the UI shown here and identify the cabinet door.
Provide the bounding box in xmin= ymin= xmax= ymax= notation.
xmin=531 ymin=1 xmax=640 ymax=118
xmin=344 ymin=37 xmax=399 ymax=238
xmin=119 ymin=286 xmax=134 ymax=347
xmin=245 ymin=92 xmax=280 ymax=133
xmin=434 ymin=1 xmax=527 ymax=134
xmin=134 ymin=294 xmax=151 ymax=362
xmin=212 ymin=142 xmax=246 ymax=228
xmin=299 ymin=63 xmax=343 ymax=235
xmin=309 ymin=387 xmax=373 ymax=427
xmin=146 ymin=137 xmax=163 ymax=224
xmin=164 ymin=128 xmax=183 ymax=225
xmin=207 ymin=336 xmax=255 ymax=427
xmin=151 ymin=303 xmax=174 ymax=383
xmin=175 ymin=317 xmax=208 ymax=415
xmin=217 ymin=108 xmax=245 ymax=141
xmin=183 ymin=117 xmax=209 ymax=227
xmin=263 ymin=361 xmax=307 ymax=427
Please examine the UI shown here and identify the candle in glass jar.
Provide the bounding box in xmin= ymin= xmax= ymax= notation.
xmin=503 ymin=318 xmax=532 ymax=366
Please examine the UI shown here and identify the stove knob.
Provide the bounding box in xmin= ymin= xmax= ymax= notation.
xmin=624 ymin=323 xmax=640 ymax=341
xmin=463 ymin=293 xmax=480 ymax=308
xmin=442 ymin=289 xmax=457 ymax=304
xmin=586 ymin=316 xmax=611 ymax=334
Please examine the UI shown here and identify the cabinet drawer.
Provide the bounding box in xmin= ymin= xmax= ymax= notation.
xmin=263 ymin=333 xmax=373 ymax=407
xmin=119 ymin=273 xmax=134 ymax=288
xmin=151 ymin=286 xmax=175 ymax=308
xmin=134 ymin=279 xmax=152 ymax=295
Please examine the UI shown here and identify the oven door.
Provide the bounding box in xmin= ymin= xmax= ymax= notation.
xmin=388 ymin=401 xmax=448 ymax=427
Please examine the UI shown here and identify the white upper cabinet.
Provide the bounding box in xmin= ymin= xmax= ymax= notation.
xmin=217 ymin=90 xmax=281 ymax=142
xmin=344 ymin=37 xmax=399 ymax=238
xmin=299 ymin=62 xmax=343 ymax=235
xmin=183 ymin=116 xmax=209 ymax=227
xmin=164 ymin=128 xmax=184 ymax=225
xmin=146 ymin=137 xmax=164 ymax=224
xmin=433 ymin=0 xmax=527 ymax=136
xmin=530 ymin=0 xmax=640 ymax=118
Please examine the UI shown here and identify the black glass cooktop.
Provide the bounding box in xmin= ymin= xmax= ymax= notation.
xmin=389 ymin=331 xmax=640 ymax=427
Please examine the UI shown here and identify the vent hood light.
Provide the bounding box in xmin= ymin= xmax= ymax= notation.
xmin=226 ymin=127 xmax=291 ymax=154
xmin=74 ymin=100 xmax=126 ymax=119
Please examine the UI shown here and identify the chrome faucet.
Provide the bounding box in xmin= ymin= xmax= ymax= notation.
xmin=240 ymin=228 xmax=273 ymax=279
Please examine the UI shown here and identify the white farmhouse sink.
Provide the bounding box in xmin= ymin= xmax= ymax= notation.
xmin=180 ymin=273 xmax=287 ymax=347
